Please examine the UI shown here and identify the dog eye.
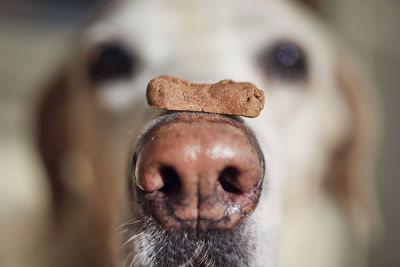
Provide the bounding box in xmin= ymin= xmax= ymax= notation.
xmin=259 ymin=42 xmax=307 ymax=81
xmin=88 ymin=43 xmax=139 ymax=84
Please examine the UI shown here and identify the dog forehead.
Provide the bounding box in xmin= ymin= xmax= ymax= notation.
xmin=82 ymin=0 xmax=328 ymax=75
xmin=78 ymin=0 xmax=338 ymax=113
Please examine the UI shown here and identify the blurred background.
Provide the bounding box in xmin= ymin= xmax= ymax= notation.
xmin=0 ymin=0 xmax=398 ymax=266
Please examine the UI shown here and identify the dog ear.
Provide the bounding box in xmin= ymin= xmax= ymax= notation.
xmin=36 ymin=71 xmax=117 ymax=266
xmin=37 ymin=71 xmax=94 ymax=215
xmin=37 ymin=71 xmax=72 ymax=215
xmin=329 ymin=54 xmax=383 ymax=245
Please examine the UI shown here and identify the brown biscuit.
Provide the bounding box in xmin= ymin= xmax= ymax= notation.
xmin=146 ymin=75 xmax=264 ymax=118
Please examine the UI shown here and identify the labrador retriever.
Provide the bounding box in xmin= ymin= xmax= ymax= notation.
xmin=37 ymin=0 xmax=380 ymax=266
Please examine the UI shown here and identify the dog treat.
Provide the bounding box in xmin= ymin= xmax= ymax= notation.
xmin=146 ymin=75 xmax=264 ymax=118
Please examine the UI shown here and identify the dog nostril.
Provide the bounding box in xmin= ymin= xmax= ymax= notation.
xmin=159 ymin=166 xmax=181 ymax=194
xmin=218 ymin=167 xmax=243 ymax=195
xmin=134 ymin=114 xmax=264 ymax=231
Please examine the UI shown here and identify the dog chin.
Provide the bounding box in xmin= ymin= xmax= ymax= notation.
xmin=122 ymin=216 xmax=255 ymax=267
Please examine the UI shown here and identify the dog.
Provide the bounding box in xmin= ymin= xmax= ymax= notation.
xmin=37 ymin=0 xmax=381 ymax=266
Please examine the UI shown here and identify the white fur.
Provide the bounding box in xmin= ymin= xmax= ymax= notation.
xmin=67 ymin=0 xmax=369 ymax=266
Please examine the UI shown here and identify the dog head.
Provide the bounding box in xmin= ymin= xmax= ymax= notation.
xmin=37 ymin=0 xmax=380 ymax=266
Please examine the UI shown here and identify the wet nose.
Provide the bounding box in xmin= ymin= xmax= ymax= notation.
xmin=133 ymin=112 xmax=264 ymax=233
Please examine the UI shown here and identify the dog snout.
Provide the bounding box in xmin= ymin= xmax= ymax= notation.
xmin=133 ymin=112 xmax=264 ymax=235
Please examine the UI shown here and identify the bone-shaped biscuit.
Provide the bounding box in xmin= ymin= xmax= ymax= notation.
xmin=146 ymin=75 xmax=264 ymax=118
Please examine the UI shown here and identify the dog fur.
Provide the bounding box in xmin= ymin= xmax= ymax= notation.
xmin=37 ymin=0 xmax=380 ymax=266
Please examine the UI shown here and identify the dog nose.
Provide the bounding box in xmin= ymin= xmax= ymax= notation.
xmin=134 ymin=112 xmax=264 ymax=234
